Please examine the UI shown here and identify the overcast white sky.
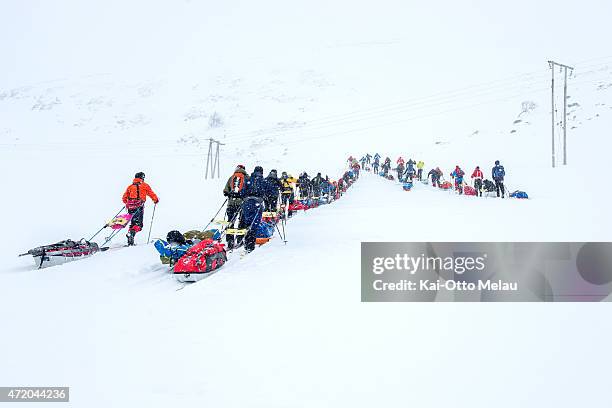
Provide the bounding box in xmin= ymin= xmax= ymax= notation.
xmin=1 ymin=0 xmax=611 ymax=91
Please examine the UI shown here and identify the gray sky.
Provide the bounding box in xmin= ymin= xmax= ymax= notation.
xmin=1 ymin=0 xmax=611 ymax=90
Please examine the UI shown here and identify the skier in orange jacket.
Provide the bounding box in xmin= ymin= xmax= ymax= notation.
xmin=122 ymin=172 xmax=159 ymax=246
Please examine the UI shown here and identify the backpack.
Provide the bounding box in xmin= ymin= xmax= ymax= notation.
xmin=483 ymin=179 xmax=496 ymax=192
xmin=493 ymin=165 xmax=505 ymax=180
xmin=126 ymin=182 xmax=144 ymax=210
xmin=166 ymin=230 xmax=186 ymax=245
xmin=510 ymin=190 xmax=528 ymax=199
xmin=247 ymin=174 xmax=266 ymax=198
xmin=229 ymin=172 xmax=246 ymax=195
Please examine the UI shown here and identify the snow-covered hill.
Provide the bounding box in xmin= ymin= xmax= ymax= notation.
xmin=2 ymin=0 xmax=612 ymax=406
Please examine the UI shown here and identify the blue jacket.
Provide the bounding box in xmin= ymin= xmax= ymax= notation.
xmin=246 ymin=170 xmax=266 ymax=198
xmin=492 ymin=165 xmax=505 ymax=181
xmin=263 ymin=175 xmax=281 ymax=199
xmin=451 ymin=168 xmax=465 ymax=180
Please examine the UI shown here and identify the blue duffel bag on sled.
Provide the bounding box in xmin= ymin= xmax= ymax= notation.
xmin=154 ymin=230 xmax=194 ymax=265
xmin=403 ymin=182 xmax=413 ymax=191
xmin=510 ymin=190 xmax=529 ymax=199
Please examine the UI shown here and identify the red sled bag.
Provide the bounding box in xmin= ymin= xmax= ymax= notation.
xmin=173 ymin=239 xmax=227 ymax=281
xmin=288 ymin=201 xmax=308 ymax=212
xmin=464 ymin=186 xmax=477 ymax=196
xmin=125 ymin=199 xmax=143 ymax=211
xmin=439 ymin=181 xmax=453 ymax=190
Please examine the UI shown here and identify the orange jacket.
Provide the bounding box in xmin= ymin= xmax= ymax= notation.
xmin=122 ymin=178 xmax=159 ymax=204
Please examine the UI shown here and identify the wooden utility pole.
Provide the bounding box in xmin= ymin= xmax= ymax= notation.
xmin=205 ymin=138 xmax=225 ymax=179
xmin=549 ymin=63 xmax=555 ymax=168
xmin=548 ymin=60 xmax=574 ymax=167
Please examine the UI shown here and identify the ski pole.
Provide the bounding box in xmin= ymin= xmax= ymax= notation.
xmin=274 ymin=220 xmax=286 ymax=243
xmin=88 ymin=205 xmax=125 ymax=241
xmin=146 ymin=203 xmax=157 ymax=244
xmin=100 ymin=228 xmax=123 ymax=248
xmin=203 ymin=198 xmax=228 ymax=231
xmin=281 ymin=216 xmax=287 ymax=244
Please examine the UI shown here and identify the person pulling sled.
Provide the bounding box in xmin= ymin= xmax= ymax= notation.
xmin=397 ymin=161 xmax=405 ymax=182
xmin=404 ymin=159 xmax=416 ymax=181
xmin=450 ymin=166 xmax=465 ymax=194
xmin=223 ymin=164 xmax=249 ymax=249
xmin=428 ymin=167 xmax=442 ymax=187
xmin=492 ymin=160 xmax=506 ymax=198
xmin=263 ymin=169 xmax=282 ymax=211
xmin=280 ymin=172 xmax=296 ymax=218
xmin=470 ymin=166 xmax=484 ymax=197
xmin=416 ymin=160 xmax=425 ymax=181
xmin=241 ymin=166 xmax=266 ymax=253
xmin=122 ymin=172 xmax=159 ymax=246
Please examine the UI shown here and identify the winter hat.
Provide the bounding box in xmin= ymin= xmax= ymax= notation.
xmin=268 ymin=169 xmax=278 ymax=178
xmin=254 ymin=166 xmax=264 ymax=175
xmin=281 ymin=171 xmax=288 ymax=178
xmin=495 ymin=160 xmax=500 ymax=165
xmin=135 ymin=172 xmax=145 ymax=179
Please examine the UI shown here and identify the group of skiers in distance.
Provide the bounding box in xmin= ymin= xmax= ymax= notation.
xmin=358 ymin=153 xmax=507 ymax=198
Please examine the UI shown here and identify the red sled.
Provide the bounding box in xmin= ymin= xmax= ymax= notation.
xmin=288 ymin=201 xmax=309 ymax=212
xmin=464 ymin=186 xmax=477 ymax=196
xmin=173 ymin=239 xmax=227 ymax=282
xmin=439 ymin=181 xmax=453 ymax=190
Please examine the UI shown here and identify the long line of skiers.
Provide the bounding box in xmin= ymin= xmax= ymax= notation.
xmin=19 ymin=153 xmax=524 ymax=276
xmin=355 ymin=153 xmax=526 ymax=198
xmin=19 ymin=160 xmax=361 ymax=279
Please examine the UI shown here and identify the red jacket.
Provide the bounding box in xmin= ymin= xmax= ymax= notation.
xmin=471 ymin=169 xmax=484 ymax=179
xmin=122 ymin=178 xmax=159 ymax=205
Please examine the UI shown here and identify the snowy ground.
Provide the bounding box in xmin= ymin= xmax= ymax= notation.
xmin=1 ymin=172 xmax=611 ymax=407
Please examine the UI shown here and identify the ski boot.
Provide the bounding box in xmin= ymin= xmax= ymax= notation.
xmin=126 ymin=230 xmax=135 ymax=246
